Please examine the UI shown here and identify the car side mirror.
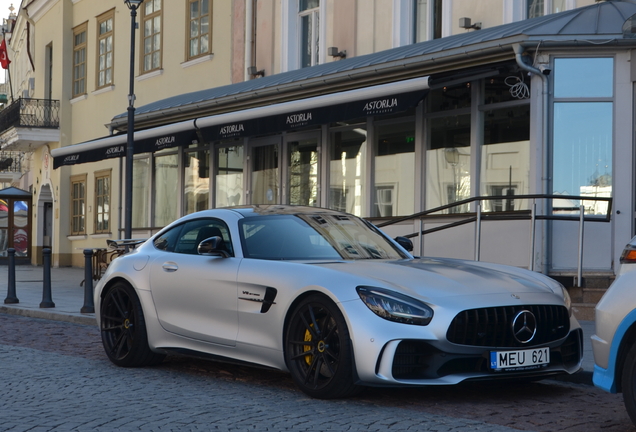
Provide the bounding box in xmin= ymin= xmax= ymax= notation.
xmin=394 ymin=236 xmax=413 ymax=252
xmin=198 ymin=236 xmax=230 ymax=258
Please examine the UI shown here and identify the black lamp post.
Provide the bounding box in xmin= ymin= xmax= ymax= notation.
xmin=124 ymin=0 xmax=144 ymax=240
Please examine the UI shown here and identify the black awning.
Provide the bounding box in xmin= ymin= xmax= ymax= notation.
xmin=200 ymin=90 xmax=427 ymax=142
xmin=52 ymin=77 xmax=430 ymax=168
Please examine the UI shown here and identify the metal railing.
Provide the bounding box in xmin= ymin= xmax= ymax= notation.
xmin=0 ymin=150 xmax=23 ymax=172
xmin=376 ymin=194 xmax=613 ymax=285
xmin=0 ymin=98 xmax=60 ymax=133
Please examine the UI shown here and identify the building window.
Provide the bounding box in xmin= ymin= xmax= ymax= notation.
xmin=142 ymin=0 xmax=162 ymax=73
xmin=96 ymin=11 xmax=115 ymax=89
xmin=552 ymin=57 xmax=614 ymax=215
xmin=527 ymin=0 xmax=544 ymax=18
xmin=184 ymin=147 xmax=210 ymax=215
xmin=480 ymin=73 xmax=531 ymax=213
xmin=426 ymin=83 xmax=471 ymax=213
xmin=526 ymin=0 xmax=568 ymax=19
xmin=187 ymin=0 xmax=212 ymax=60
xmin=154 ymin=151 xmax=179 ymax=227
xmin=71 ymin=174 xmax=87 ymax=235
xmin=288 ymin=136 xmax=319 ymax=206
xmin=299 ymin=0 xmax=319 ymax=68
xmin=72 ymin=23 xmax=88 ymax=98
xmin=215 ymin=144 xmax=244 ymax=208
xmin=374 ymin=121 xmax=416 ymax=217
xmin=94 ymin=170 xmax=111 ymax=234
xmin=414 ymin=0 xmax=442 ymax=42
xmin=251 ymin=144 xmax=279 ymax=205
xmin=480 ymin=104 xmax=530 ymax=212
xmin=132 ymin=157 xmax=150 ymax=228
xmin=329 ymin=127 xmax=367 ymax=216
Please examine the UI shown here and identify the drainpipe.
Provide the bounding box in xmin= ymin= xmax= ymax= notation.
xmin=513 ymin=43 xmax=551 ymax=274
xmin=244 ymin=0 xmax=254 ymax=82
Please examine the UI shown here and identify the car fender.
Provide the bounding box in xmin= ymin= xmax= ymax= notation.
xmin=593 ymin=309 xmax=636 ymax=393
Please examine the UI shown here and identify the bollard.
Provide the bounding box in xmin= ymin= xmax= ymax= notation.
xmin=81 ymin=249 xmax=95 ymax=313
xmin=4 ymin=248 xmax=18 ymax=304
xmin=40 ymin=248 xmax=55 ymax=308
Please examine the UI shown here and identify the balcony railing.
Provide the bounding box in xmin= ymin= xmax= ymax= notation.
xmin=0 ymin=98 xmax=60 ymax=133
xmin=0 ymin=151 xmax=23 ymax=172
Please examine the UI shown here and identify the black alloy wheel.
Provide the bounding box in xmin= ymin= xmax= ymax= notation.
xmin=285 ymin=294 xmax=359 ymax=399
xmin=100 ymin=281 xmax=165 ymax=367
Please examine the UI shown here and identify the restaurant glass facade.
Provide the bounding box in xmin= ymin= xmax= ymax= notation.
xmin=124 ymin=67 xmax=540 ymax=228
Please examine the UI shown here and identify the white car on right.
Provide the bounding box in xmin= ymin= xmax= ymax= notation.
xmin=593 ymin=236 xmax=636 ymax=425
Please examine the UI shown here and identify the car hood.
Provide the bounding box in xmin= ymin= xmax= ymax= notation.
xmin=315 ymin=257 xmax=559 ymax=300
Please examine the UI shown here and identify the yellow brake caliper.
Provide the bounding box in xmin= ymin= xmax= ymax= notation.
xmin=304 ymin=327 xmax=313 ymax=365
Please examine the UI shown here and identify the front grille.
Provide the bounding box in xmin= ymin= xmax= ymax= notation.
xmin=557 ymin=328 xmax=583 ymax=367
xmin=446 ymin=305 xmax=570 ymax=348
xmin=392 ymin=340 xmax=431 ymax=379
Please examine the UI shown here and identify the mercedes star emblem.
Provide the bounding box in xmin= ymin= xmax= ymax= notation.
xmin=512 ymin=310 xmax=537 ymax=344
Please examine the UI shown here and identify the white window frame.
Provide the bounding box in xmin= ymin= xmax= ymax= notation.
xmin=503 ymin=0 xmax=575 ymax=23
xmin=281 ymin=0 xmax=326 ymax=72
xmin=393 ymin=0 xmax=449 ymax=47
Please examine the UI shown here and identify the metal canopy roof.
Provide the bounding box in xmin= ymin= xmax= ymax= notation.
xmin=110 ymin=0 xmax=636 ymax=131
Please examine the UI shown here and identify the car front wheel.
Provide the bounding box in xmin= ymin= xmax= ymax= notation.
xmin=284 ymin=294 xmax=360 ymax=399
xmin=100 ymin=281 xmax=165 ymax=367
xmin=621 ymin=341 xmax=636 ymax=425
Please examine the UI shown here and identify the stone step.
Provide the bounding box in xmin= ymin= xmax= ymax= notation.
xmin=568 ymin=287 xmax=607 ymax=304
xmin=572 ymin=303 xmax=596 ymax=321
xmin=582 ymin=288 xmax=607 ymax=304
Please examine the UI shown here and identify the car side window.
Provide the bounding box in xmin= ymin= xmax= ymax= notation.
xmin=153 ymin=225 xmax=183 ymax=252
xmin=173 ymin=219 xmax=234 ymax=256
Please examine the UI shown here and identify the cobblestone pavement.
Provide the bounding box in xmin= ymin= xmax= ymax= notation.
xmin=0 ymin=313 xmax=633 ymax=432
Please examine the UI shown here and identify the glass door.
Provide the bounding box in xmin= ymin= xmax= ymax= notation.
xmin=249 ymin=137 xmax=281 ymax=205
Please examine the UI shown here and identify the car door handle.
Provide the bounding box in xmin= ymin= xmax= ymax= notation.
xmin=162 ymin=262 xmax=178 ymax=272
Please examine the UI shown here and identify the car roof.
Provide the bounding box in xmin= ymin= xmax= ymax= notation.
xmin=226 ymin=205 xmax=350 ymax=218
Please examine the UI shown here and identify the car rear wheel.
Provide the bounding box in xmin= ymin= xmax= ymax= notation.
xmin=621 ymin=341 xmax=636 ymax=425
xmin=100 ymin=281 xmax=165 ymax=367
xmin=285 ymin=294 xmax=360 ymax=399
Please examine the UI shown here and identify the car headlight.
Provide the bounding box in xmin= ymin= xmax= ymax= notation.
xmin=356 ymin=286 xmax=433 ymax=326
xmin=560 ymin=284 xmax=572 ymax=317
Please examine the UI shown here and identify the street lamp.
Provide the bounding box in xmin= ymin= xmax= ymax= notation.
xmin=124 ymin=0 xmax=144 ymax=241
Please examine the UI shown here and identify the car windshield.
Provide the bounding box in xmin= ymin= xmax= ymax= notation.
xmin=239 ymin=213 xmax=407 ymax=261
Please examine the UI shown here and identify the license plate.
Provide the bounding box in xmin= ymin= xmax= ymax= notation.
xmin=490 ymin=347 xmax=550 ymax=371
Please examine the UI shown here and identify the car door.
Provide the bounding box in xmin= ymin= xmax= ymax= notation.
xmin=148 ymin=218 xmax=240 ymax=346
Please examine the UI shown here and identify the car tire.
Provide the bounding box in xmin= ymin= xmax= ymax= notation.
xmin=100 ymin=281 xmax=165 ymax=367
xmin=622 ymin=342 xmax=636 ymax=425
xmin=284 ymin=294 xmax=360 ymax=399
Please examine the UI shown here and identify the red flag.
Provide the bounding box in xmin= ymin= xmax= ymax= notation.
xmin=0 ymin=40 xmax=11 ymax=69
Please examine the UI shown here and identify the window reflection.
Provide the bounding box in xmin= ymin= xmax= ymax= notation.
xmin=481 ymin=105 xmax=530 ymax=212
xmin=288 ymin=138 xmax=319 ymax=206
xmin=13 ymin=201 xmax=28 ymax=256
xmin=426 ymin=114 xmax=470 ymax=212
xmin=132 ymin=157 xmax=150 ymax=228
xmin=373 ymin=122 xmax=415 ymax=217
xmin=553 ymin=102 xmax=612 ymax=215
xmin=553 ymin=57 xmax=613 ymax=216
xmin=251 ymin=144 xmax=279 ymax=204
xmin=329 ymin=128 xmax=367 ymax=216
xmin=154 ymin=153 xmax=179 ymax=226
xmin=184 ymin=149 xmax=210 ymax=214
xmin=216 ymin=145 xmax=243 ymax=208
xmin=554 ymin=58 xmax=613 ymax=98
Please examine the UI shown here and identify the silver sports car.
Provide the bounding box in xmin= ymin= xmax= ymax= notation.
xmin=95 ymin=205 xmax=582 ymax=398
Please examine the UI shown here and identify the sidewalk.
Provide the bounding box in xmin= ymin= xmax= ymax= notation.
xmin=0 ymin=264 xmax=596 ymax=385
xmin=0 ymin=264 xmax=95 ymax=326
